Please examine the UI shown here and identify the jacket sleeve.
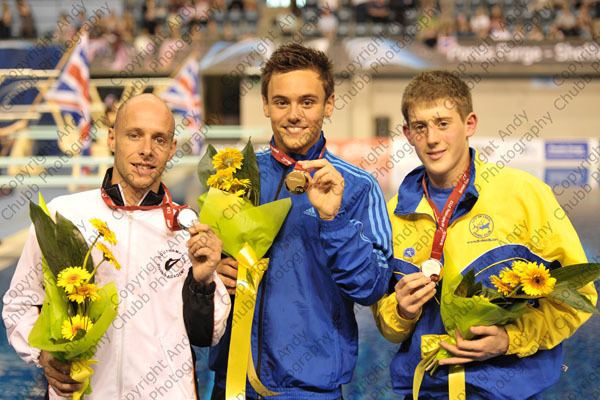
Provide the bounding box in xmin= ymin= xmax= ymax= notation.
xmin=318 ymin=175 xmax=393 ymax=306
xmin=182 ymin=268 xmax=231 ymax=346
xmin=371 ymin=292 xmax=421 ymax=343
xmin=2 ymin=225 xmax=44 ymax=366
xmin=504 ymin=180 xmax=597 ymax=357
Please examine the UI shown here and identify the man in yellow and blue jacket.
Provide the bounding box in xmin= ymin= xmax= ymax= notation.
xmin=372 ymin=71 xmax=597 ymax=399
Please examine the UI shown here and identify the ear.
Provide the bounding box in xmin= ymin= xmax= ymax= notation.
xmin=403 ymin=123 xmax=415 ymax=146
xmin=464 ymin=112 xmax=478 ymax=139
xmin=324 ymin=94 xmax=334 ymax=118
xmin=108 ymin=127 xmax=116 ymax=152
xmin=262 ymin=96 xmax=269 ymax=118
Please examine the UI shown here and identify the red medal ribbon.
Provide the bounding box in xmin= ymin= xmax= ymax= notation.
xmin=421 ymin=165 xmax=470 ymax=261
xmin=269 ymin=143 xmax=327 ymax=170
xmin=100 ymin=183 xmax=187 ymax=231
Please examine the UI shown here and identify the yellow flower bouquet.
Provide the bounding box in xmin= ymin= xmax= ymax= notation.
xmin=197 ymin=140 xmax=291 ymax=399
xmin=27 ymin=194 xmax=119 ymax=399
xmin=411 ymin=257 xmax=600 ymax=399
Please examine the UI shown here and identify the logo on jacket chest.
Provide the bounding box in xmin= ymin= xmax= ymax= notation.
xmin=469 ymin=214 xmax=494 ymax=239
xmin=155 ymin=249 xmax=188 ymax=279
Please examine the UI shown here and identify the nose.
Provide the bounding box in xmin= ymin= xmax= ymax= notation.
xmin=287 ymin=103 xmax=303 ymax=124
xmin=139 ymin=135 xmax=154 ymax=156
xmin=425 ymin=123 xmax=441 ymax=147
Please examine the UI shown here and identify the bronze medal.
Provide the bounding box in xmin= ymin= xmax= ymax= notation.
xmin=285 ymin=170 xmax=308 ymax=194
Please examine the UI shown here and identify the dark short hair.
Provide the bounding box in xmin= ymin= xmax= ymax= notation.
xmin=261 ymin=43 xmax=334 ymax=101
xmin=402 ymin=70 xmax=473 ymax=122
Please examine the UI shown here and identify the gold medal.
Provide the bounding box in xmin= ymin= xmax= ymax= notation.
xmin=421 ymin=258 xmax=443 ymax=282
xmin=285 ymin=170 xmax=308 ymax=194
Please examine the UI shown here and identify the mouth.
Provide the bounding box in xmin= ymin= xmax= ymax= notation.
xmin=426 ymin=149 xmax=446 ymax=161
xmin=131 ymin=163 xmax=157 ymax=176
xmin=284 ymin=126 xmax=307 ymax=136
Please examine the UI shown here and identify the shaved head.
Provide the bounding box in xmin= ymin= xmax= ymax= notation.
xmin=114 ymin=93 xmax=175 ymax=136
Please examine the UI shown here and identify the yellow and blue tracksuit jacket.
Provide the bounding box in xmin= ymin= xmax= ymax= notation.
xmin=372 ymin=148 xmax=597 ymax=399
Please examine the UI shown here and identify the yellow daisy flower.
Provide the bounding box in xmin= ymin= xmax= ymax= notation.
xmin=68 ymin=283 xmax=101 ymax=304
xmin=490 ymin=275 xmax=514 ymax=296
xmin=96 ymin=242 xmax=121 ymax=270
xmin=499 ymin=267 xmax=521 ymax=288
xmin=61 ymin=315 xmax=93 ymax=341
xmin=57 ymin=267 xmax=91 ymax=294
xmin=207 ymin=168 xmax=235 ymax=190
xmin=518 ymin=262 xmax=556 ymax=297
xmin=212 ymin=148 xmax=243 ymax=171
xmin=511 ymin=260 xmax=529 ymax=275
xmin=89 ymin=218 xmax=117 ymax=245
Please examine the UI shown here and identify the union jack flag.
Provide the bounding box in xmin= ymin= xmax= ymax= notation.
xmin=160 ymin=56 xmax=204 ymax=154
xmin=44 ymin=33 xmax=92 ymax=155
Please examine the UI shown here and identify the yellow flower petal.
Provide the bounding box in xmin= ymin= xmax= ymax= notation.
xmin=68 ymin=283 xmax=101 ymax=304
xmin=57 ymin=267 xmax=91 ymax=294
xmin=499 ymin=267 xmax=521 ymax=287
xmin=491 ymin=275 xmax=513 ymax=296
xmin=89 ymin=218 xmax=117 ymax=245
xmin=61 ymin=315 xmax=93 ymax=341
xmin=212 ymin=148 xmax=243 ymax=171
xmin=519 ymin=262 xmax=556 ymax=297
xmin=96 ymin=242 xmax=121 ymax=270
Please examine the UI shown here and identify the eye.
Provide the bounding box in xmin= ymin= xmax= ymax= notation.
xmin=302 ymin=99 xmax=315 ymax=107
xmin=154 ymin=136 xmax=168 ymax=146
xmin=127 ymin=132 xmax=140 ymax=140
xmin=414 ymin=124 xmax=426 ymax=134
xmin=438 ymin=121 xmax=449 ymax=129
xmin=274 ymin=99 xmax=287 ymax=107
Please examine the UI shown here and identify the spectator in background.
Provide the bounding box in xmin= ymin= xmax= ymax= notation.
xmin=368 ymin=0 xmax=392 ymax=23
xmin=576 ymin=0 xmax=594 ymax=39
xmin=456 ymin=11 xmax=474 ymax=38
xmin=16 ymin=0 xmax=36 ymax=38
xmin=555 ymin=0 xmax=579 ymax=36
xmin=353 ymin=0 xmax=370 ymax=23
xmin=142 ymin=0 xmax=159 ymax=35
xmin=470 ymin=5 xmax=490 ymax=38
xmin=418 ymin=0 xmax=439 ymax=48
xmin=0 ymin=0 xmax=11 ymax=39
xmin=436 ymin=18 xmax=457 ymax=54
xmin=318 ymin=3 xmax=338 ymax=40
xmin=527 ymin=23 xmax=546 ymax=40
xmin=489 ymin=4 xmax=512 ymax=40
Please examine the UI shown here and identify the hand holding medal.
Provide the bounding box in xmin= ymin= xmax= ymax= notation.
xmin=296 ymin=159 xmax=344 ymax=220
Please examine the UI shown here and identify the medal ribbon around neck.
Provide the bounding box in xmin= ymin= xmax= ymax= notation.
xmin=100 ymin=183 xmax=187 ymax=231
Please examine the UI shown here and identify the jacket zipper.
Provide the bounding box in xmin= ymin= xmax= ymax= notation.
xmin=255 ymin=167 xmax=288 ymax=398
xmin=117 ymin=212 xmax=133 ymax=398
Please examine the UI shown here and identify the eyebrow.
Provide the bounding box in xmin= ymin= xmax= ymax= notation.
xmin=410 ymin=116 xmax=453 ymax=125
xmin=271 ymin=94 xmax=319 ymax=101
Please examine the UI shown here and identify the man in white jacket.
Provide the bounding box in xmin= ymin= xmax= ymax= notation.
xmin=2 ymin=94 xmax=230 ymax=399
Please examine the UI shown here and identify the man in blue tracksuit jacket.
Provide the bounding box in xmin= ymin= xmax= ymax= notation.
xmin=204 ymin=43 xmax=393 ymax=399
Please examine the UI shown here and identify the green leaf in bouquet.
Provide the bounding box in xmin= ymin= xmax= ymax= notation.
xmin=454 ymin=269 xmax=483 ymax=298
xmin=235 ymin=138 xmax=261 ymax=206
xmin=197 ymin=144 xmax=218 ymax=194
xmin=29 ymin=258 xmax=69 ymax=347
xmin=548 ymin=285 xmax=600 ymax=315
xmin=88 ymin=283 xmax=118 ymax=322
xmin=29 ymin=283 xmax=119 ymax=360
xmin=550 ymin=263 xmax=600 ymax=290
xmin=55 ymin=212 xmax=94 ymax=274
xmin=30 ymin=201 xmax=64 ymax=278
xmin=199 ymin=188 xmax=291 ymax=259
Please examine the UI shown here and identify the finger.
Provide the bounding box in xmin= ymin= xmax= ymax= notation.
xmin=217 ymin=264 xmax=238 ymax=280
xmin=297 ymin=159 xmax=329 ymax=171
xmin=48 ymin=358 xmax=71 ymax=376
xmin=439 ymin=341 xmax=482 ymax=358
xmin=43 ymin=366 xmax=78 ymax=384
xmin=188 ymin=222 xmax=212 ymax=235
xmin=470 ymin=325 xmax=497 ymax=337
xmin=400 ymin=276 xmax=432 ymax=295
xmin=311 ymin=166 xmax=336 ymax=184
xmin=396 ymin=273 xmax=428 ymax=289
xmin=220 ymin=258 xmax=238 ymax=269
xmin=192 ymin=247 xmax=215 ymax=261
xmin=438 ymin=356 xmax=475 ymax=366
xmin=410 ymin=282 xmax=437 ymax=305
xmin=219 ymin=274 xmax=237 ymax=289
xmin=46 ymin=376 xmax=81 ymax=397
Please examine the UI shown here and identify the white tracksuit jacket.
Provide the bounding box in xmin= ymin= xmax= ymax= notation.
xmin=2 ymin=188 xmax=231 ymax=399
